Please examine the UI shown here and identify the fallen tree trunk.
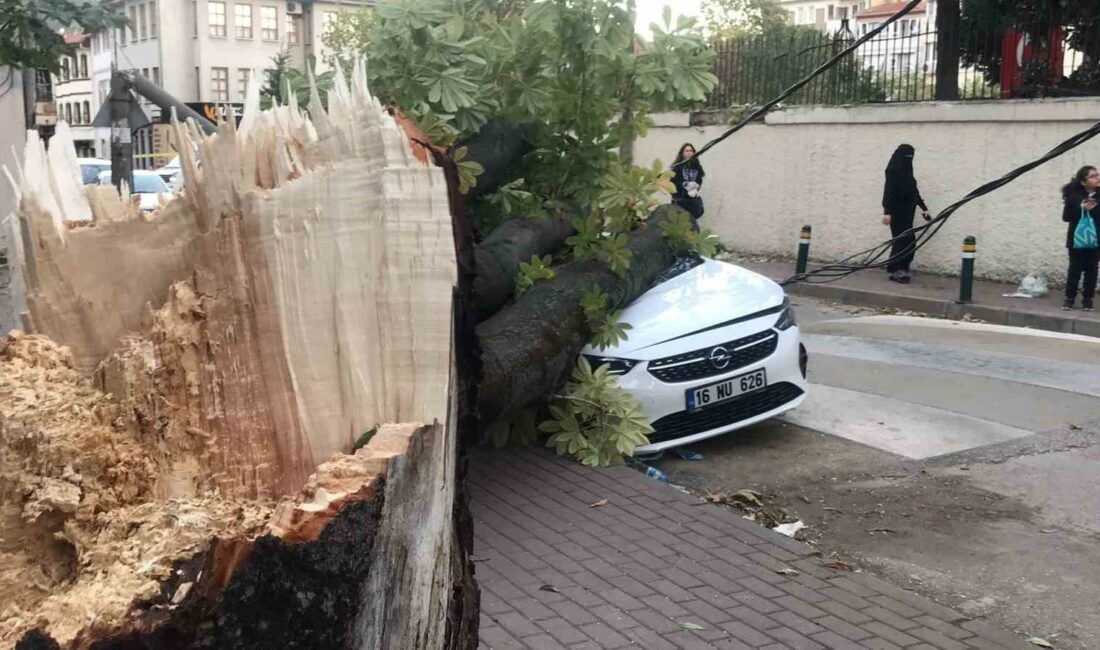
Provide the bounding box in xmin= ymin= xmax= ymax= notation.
xmin=473 ymin=210 xmax=576 ymax=321
xmin=3 ymin=67 xmax=477 ymax=649
xmin=477 ymin=205 xmax=682 ymax=424
xmin=457 ymin=122 xmax=538 ymax=202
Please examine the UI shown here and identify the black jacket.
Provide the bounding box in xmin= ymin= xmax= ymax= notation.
xmin=882 ymin=145 xmax=927 ymax=216
xmin=672 ymin=160 xmax=704 ymax=201
xmin=1062 ymin=183 xmax=1098 ymax=249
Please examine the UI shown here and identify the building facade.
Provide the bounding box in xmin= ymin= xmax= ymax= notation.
xmin=90 ymin=0 xmax=373 ymax=164
xmin=53 ymin=34 xmax=97 ymax=158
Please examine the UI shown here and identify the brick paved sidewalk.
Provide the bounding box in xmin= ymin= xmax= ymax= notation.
xmin=472 ymin=447 xmax=1032 ymax=650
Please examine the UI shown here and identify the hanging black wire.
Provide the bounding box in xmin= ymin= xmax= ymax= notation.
xmin=679 ymin=0 xmax=1100 ymax=287
xmin=677 ymin=0 xmax=923 ymax=168
xmin=781 ymin=117 xmax=1100 ymax=286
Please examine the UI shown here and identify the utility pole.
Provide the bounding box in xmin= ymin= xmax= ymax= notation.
xmin=108 ymin=66 xmax=135 ymax=191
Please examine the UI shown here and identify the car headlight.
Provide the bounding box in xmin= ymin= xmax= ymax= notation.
xmin=582 ymin=355 xmax=638 ymax=376
xmin=774 ymin=299 xmax=797 ymax=331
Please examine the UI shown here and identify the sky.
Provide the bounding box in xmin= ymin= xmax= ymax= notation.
xmin=634 ymin=0 xmax=704 ymax=37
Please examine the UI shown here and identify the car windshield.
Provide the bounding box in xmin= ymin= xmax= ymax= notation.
xmin=81 ymin=164 xmax=110 ymax=185
xmin=132 ymin=174 xmax=168 ymax=194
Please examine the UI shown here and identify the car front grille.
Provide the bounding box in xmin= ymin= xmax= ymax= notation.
xmin=647 ymin=382 xmax=804 ymax=444
xmin=647 ymin=330 xmax=778 ymax=383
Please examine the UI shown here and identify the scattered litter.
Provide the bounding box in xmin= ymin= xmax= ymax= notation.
xmin=644 ymin=466 xmax=669 ymax=483
xmin=538 ymin=584 xmax=561 ymax=593
xmin=868 ymin=527 xmax=895 ymax=534
xmin=824 ymin=554 xmax=855 ymax=572
xmin=1040 ymin=528 xmax=1057 ymax=534
xmin=822 ymin=507 xmax=844 ymax=514
xmin=677 ymin=622 xmax=705 ymax=631
xmin=959 ymin=466 xmax=970 ymax=471
xmin=674 ymin=447 xmax=704 ymax=461
xmin=798 ymin=495 xmax=811 ymax=504
xmin=1003 ymin=274 xmax=1049 ymax=298
xmin=732 ymin=489 xmax=764 ymax=507
xmin=774 ymin=521 xmax=805 ymax=537
xmin=775 ymin=568 xmax=801 ymax=577
xmin=589 ymin=499 xmax=608 ymax=508
xmin=1027 ymin=637 xmax=1054 ymax=648
xmin=1069 ymin=424 xmax=1082 ymax=431
xmin=470 ymin=556 xmax=489 ymax=563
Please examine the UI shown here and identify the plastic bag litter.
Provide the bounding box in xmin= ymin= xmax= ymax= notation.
xmin=773 ymin=521 xmax=805 ymax=537
xmin=1003 ymin=274 xmax=1049 ymax=298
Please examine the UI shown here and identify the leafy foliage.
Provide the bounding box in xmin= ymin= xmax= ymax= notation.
xmin=540 ymin=357 xmax=653 ymax=466
xmin=712 ymin=23 xmax=884 ymax=107
xmin=701 ymin=0 xmax=789 ymax=38
xmin=453 ymin=146 xmax=485 ymax=194
xmin=321 ymin=5 xmax=376 ymax=72
xmin=658 ymin=209 xmax=720 ymax=257
xmin=0 ymin=0 xmax=125 ymax=72
xmin=580 ymin=285 xmax=632 ymax=350
xmin=958 ymin=0 xmax=1100 ymax=94
xmin=515 ymin=254 xmax=555 ymax=297
xmin=326 ymin=0 xmax=716 ymax=222
xmin=261 ymin=50 xmax=335 ymax=109
xmin=598 ymin=159 xmax=675 ymax=233
xmin=486 ymin=407 xmax=539 ymax=447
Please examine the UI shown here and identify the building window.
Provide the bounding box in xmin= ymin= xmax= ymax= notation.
xmin=286 ymin=14 xmax=299 ymax=44
xmin=98 ymin=79 xmax=108 ymax=102
xmin=80 ymin=54 xmax=88 ymax=78
xmin=238 ymin=68 xmax=250 ymax=99
xmin=209 ymin=1 xmax=226 ymax=37
xmin=150 ymin=1 xmax=159 ymax=38
xmin=64 ymin=104 xmax=72 ymax=124
xmin=130 ymin=5 xmax=139 ymax=42
xmin=236 ymin=4 xmax=253 ymax=38
xmin=261 ymin=6 xmax=278 ymax=40
xmin=211 ymin=67 xmax=229 ymax=100
xmin=153 ymin=67 xmax=161 ymax=85
xmin=61 ymin=59 xmax=70 ymax=82
xmin=139 ymin=3 xmax=148 ymax=40
xmin=83 ymin=101 xmax=91 ymax=124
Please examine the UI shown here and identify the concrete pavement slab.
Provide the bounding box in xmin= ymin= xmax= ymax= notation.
xmin=780 ymin=384 xmax=1034 ymax=459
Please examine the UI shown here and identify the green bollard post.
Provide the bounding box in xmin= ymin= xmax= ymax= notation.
xmin=796 ymin=225 xmax=812 ymax=275
xmin=958 ymin=236 xmax=976 ymax=303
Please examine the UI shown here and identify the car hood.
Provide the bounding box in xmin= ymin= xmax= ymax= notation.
xmin=593 ymin=259 xmax=785 ymax=356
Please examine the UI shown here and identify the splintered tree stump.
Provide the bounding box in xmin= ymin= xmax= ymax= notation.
xmin=2 ymin=63 xmax=477 ymax=649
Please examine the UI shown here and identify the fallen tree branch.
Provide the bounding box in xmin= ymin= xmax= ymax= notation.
xmin=477 ymin=205 xmax=682 ymax=424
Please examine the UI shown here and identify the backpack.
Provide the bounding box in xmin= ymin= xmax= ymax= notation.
xmin=1075 ymin=207 xmax=1099 ymax=249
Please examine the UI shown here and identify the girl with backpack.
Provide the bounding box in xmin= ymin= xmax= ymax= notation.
xmin=1061 ymin=165 xmax=1100 ymax=311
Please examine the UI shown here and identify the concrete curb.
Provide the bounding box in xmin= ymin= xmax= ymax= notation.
xmin=782 ymin=280 xmax=1100 ymax=339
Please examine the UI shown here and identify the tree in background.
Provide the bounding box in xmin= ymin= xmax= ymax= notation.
xmin=0 ymin=0 xmax=124 ymax=71
xmin=260 ymin=49 xmax=334 ymax=109
xmin=958 ymin=0 xmax=1100 ymax=95
xmin=324 ymin=0 xmax=717 ymax=215
xmin=701 ymin=0 xmax=788 ymax=38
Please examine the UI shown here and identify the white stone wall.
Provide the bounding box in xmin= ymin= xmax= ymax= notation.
xmin=636 ymin=99 xmax=1100 ymax=283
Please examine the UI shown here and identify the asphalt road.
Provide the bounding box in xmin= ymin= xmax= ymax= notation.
xmin=651 ymin=297 xmax=1100 ymax=650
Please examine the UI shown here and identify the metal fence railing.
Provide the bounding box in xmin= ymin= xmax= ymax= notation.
xmin=706 ymin=20 xmax=1100 ymax=109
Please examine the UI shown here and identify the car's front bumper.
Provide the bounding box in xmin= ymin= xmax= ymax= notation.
xmin=615 ymin=325 xmax=808 ymax=454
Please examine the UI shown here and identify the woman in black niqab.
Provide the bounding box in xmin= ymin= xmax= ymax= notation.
xmin=881 ymin=144 xmax=931 ymax=283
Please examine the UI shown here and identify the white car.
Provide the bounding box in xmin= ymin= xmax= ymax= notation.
xmin=583 ymin=256 xmax=808 ymax=454
xmin=97 ymin=170 xmax=173 ymax=212
xmin=77 ymin=157 xmax=111 ymax=185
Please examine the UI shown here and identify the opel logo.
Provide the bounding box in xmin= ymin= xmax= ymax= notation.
xmin=708 ymin=346 xmax=732 ymax=369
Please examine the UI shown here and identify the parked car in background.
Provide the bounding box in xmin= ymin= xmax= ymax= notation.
xmin=582 ymin=256 xmax=808 ymax=455
xmin=154 ymin=155 xmax=182 ymax=190
xmin=77 ymin=158 xmax=111 ymax=185
xmin=97 ymin=170 xmax=172 ymax=212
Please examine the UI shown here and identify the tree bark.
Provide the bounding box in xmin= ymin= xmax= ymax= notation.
xmin=458 ymin=122 xmax=539 ymax=201
xmin=473 ymin=210 xmax=577 ymax=321
xmin=477 ymin=205 xmax=683 ymax=424
xmin=935 ymin=0 xmax=961 ymax=101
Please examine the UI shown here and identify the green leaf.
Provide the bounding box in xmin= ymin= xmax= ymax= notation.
xmin=678 ymin=622 xmax=705 ymax=631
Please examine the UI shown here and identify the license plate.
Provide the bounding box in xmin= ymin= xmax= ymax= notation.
xmin=686 ymin=369 xmax=767 ymax=412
